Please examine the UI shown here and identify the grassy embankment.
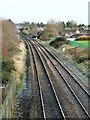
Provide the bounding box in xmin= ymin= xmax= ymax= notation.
xmin=38 ymin=39 xmax=89 ymax=80
xmin=1 ymin=20 xmax=26 ymax=87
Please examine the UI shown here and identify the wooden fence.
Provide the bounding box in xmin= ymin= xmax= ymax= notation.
xmin=0 ymin=76 xmax=16 ymax=119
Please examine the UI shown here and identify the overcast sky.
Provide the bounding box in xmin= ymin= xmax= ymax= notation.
xmin=0 ymin=0 xmax=89 ymax=24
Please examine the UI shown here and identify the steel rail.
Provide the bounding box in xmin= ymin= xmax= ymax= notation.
xmin=22 ymin=35 xmax=90 ymax=118
xmin=32 ymin=40 xmax=90 ymax=118
xmin=29 ymin=40 xmax=66 ymax=120
xmin=24 ymin=39 xmax=46 ymax=120
xmin=35 ymin=40 xmax=90 ymax=97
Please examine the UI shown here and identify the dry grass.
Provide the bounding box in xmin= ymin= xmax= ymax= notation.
xmin=61 ymin=45 xmax=89 ymax=77
xmin=1 ymin=20 xmax=26 ymax=86
xmin=2 ymin=20 xmax=19 ymax=57
xmin=13 ymin=41 xmax=26 ymax=86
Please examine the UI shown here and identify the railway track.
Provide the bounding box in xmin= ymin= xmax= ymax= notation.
xmin=22 ymin=35 xmax=89 ymax=119
xmin=24 ymin=41 xmax=44 ymax=118
xmin=25 ymin=40 xmax=66 ymax=119
xmin=34 ymin=41 xmax=90 ymax=113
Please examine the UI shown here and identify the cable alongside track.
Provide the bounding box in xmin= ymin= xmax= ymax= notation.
xmin=22 ymin=34 xmax=89 ymax=119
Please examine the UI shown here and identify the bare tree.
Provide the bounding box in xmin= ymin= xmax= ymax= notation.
xmin=40 ymin=23 xmax=59 ymax=40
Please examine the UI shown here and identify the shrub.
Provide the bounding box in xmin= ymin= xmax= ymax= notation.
xmin=49 ymin=37 xmax=67 ymax=48
xmin=2 ymin=57 xmax=15 ymax=84
xmin=2 ymin=57 xmax=15 ymax=72
xmin=57 ymin=36 xmax=67 ymax=41
xmin=40 ymin=24 xmax=59 ymax=41
xmin=77 ymin=56 xmax=88 ymax=63
xmin=2 ymin=20 xmax=19 ymax=57
xmin=8 ymin=43 xmax=18 ymax=56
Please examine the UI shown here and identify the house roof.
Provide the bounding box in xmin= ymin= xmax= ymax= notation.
xmin=77 ymin=35 xmax=89 ymax=39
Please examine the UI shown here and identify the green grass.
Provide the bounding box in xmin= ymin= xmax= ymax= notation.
xmin=75 ymin=41 xmax=90 ymax=46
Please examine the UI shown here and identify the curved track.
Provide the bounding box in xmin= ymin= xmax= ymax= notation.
xmin=22 ymin=35 xmax=90 ymax=119
xmin=34 ymin=40 xmax=90 ymax=114
xmin=24 ymin=39 xmax=66 ymax=119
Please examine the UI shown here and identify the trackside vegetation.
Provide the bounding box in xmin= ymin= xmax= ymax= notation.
xmin=1 ymin=20 xmax=19 ymax=85
xmin=2 ymin=57 xmax=15 ymax=84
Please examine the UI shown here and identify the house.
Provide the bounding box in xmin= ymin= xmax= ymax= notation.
xmin=63 ymin=29 xmax=90 ymax=37
xmin=66 ymin=29 xmax=80 ymax=34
